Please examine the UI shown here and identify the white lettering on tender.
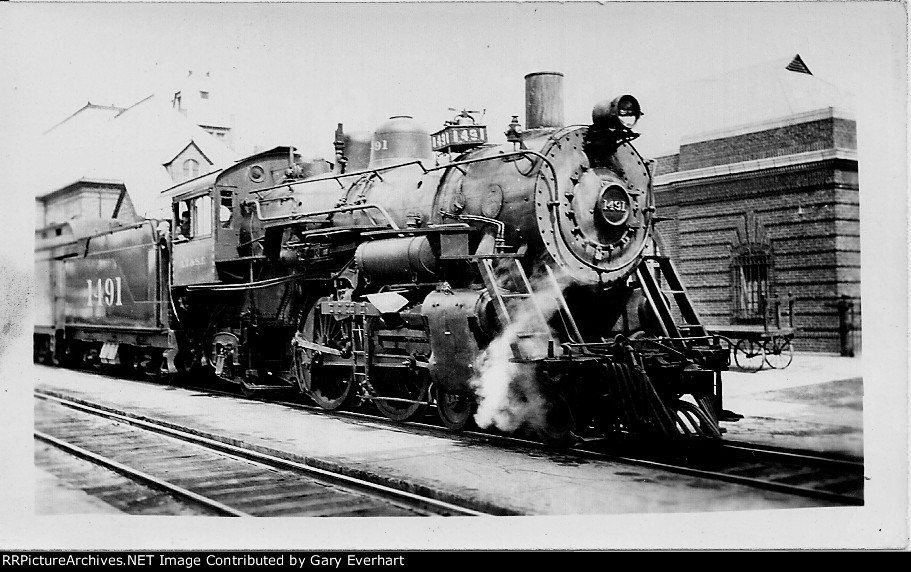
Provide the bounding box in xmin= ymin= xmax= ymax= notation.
xmin=85 ymin=277 xmax=123 ymax=307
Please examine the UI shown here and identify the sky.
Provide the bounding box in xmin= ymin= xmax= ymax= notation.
xmin=0 ymin=0 xmax=907 ymax=551
xmin=0 ymin=2 xmax=905 ymax=159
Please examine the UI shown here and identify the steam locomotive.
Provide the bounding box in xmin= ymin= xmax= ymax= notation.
xmin=34 ymin=72 xmax=729 ymax=443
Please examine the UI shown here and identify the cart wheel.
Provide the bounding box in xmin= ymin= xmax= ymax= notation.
xmin=763 ymin=336 xmax=794 ymax=369
xmin=734 ymin=338 xmax=765 ymax=371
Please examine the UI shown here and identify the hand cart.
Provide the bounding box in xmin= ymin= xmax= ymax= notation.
xmin=708 ymin=294 xmax=797 ymax=372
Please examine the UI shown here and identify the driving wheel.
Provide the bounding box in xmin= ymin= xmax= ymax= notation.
xmin=293 ymin=302 xmax=357 ymax=410
xmin=371 ymin=355 xmax=431 ymax=422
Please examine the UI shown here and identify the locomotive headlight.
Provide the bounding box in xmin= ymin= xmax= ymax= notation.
xmin=614 ymin=95 xmax=641 ymax=129
xmin=616 ymin=96 xmax=641 ymax=128
xmin=592 ymin=95 xmax=642 ymax=130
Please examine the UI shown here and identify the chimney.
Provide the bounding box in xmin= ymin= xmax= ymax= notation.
xmin=525 ymin=71 xmax=564 ymax=130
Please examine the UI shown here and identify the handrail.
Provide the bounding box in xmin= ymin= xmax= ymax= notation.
xmin=254 ymin=148 xmax=559 ymax=203
xmin=254 ymin=200 xmax=401 ymax=230
xmin=249 ymin=160 xmax=428 ymax=196
xmin=252 ymin=148 xmax=560 ymax=234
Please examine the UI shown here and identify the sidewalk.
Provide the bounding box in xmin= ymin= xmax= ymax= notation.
xmin=719 ymin=354 xmax=864 ymax=457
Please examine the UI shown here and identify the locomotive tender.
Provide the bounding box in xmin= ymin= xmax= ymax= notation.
xmin=34 ymin=72 xmax=729 ymax=443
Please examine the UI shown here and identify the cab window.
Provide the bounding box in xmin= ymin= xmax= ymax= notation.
xmin=173 ymin=195 xmax=212 ymax=241
xmin=219 ymin=191 xmax=234 ymax=229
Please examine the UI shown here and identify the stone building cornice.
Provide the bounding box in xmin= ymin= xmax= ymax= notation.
xmin=654 ymin=147 xmax=858 ymax=187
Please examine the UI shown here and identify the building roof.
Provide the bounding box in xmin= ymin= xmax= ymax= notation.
xmin=635 ymin=54 xmax=855 ymax=159
xmin=36 ymin=177 xmax=126 ymax=203
xmin=42 ymin=102 xmax=126 ymax=136
xmin=28 ymin=93 xmax=238 ymax=219
xmin=163 ymin=140 xmax=213 ymax=167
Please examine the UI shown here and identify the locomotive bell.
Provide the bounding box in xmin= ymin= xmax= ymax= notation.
xmin=368 ymin=116 xmax=434 ymax=169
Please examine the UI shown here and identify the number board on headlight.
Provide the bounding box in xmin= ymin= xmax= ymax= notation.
xmin=431 ymin=125 xmax=488 ymax=152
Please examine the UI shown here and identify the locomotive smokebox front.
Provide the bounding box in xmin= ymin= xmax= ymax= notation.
xmin=519 ymin=73 xmax=654 ymax=287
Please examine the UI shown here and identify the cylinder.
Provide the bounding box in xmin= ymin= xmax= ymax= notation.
xmin=525 ymin=71 xmax=564 ymax=130
xmin=368 ymin=116 xmax=434 ymax=169
xmin=355 ymin=236 xmax=437 ymax=284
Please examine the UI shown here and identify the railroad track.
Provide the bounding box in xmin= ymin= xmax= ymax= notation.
xmin=219 ymin=387 xmax=865 ymax=507
xmin=278 ymin=400 xmax=864 ymax=506
xmin=217 ymin=384 xmax=866 ymax=506
xmin=34 ymin=390 xmax=497 ymax=517
xmin=572 ymin=438 xmax=864 ymax=506
xmin=37 ymin=367 xmax=865 ymax=508
xmin=35 ymin=439 xmax=223 ymax=516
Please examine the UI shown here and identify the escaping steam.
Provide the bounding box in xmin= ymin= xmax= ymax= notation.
xmin=469 ymin=264 xmax=574 ymax=434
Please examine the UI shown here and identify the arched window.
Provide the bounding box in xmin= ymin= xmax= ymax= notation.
xmin=730 ymin=212 xmax=774 ymax=323
xmin=731 ymin=245 xmax=773 ymax=321
xmin=183 ymin=158 xmax=200 ymax=179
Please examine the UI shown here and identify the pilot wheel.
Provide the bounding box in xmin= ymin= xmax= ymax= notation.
xmin=434 ymin=385 xmax=475 ymax=431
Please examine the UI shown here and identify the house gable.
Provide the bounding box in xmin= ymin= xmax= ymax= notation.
xmin=164 ymin=140 xmax=213 ymax=183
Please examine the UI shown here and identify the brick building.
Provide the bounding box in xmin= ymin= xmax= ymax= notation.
xmin=647 ymin=56 xmax=860 ymax=354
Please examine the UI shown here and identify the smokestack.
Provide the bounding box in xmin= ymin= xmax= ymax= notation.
xmin=525 ymin=71 xmax=564 ymax=130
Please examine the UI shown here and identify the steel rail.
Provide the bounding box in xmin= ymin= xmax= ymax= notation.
xmin=34 ymin=430 xmax=249 ymax=517
xmin=35 ymin=390 xmax=491 ymax=517
xmin=567 ymin=447 xmax=864 ymax=506
xmin=715 ymin=441 xmax=864 ymax=470
xmin=719 ymin=439 xmax=864 ymax=465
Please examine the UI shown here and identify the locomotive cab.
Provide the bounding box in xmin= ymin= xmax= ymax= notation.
xmin=171 ymin=147 xmax=305 ymax=287
xmin=213 ymin=146 xmax=301 ymax=266
xmin=171 ymin=188 xmax=219 ymax=286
